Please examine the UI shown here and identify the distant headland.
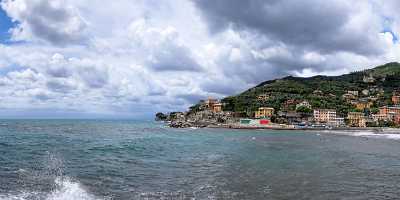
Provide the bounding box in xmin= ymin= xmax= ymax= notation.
xmin=156 ymin=62 xmax=400 ymax=130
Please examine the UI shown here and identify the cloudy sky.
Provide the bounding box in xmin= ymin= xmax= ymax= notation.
xmin=0 ymin=0 xmax=399 ymax=118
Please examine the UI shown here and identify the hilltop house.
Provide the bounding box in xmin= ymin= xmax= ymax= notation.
xmin=212 ymin=103 xmax=222 ymax=113
xmin=257 ymin=94 xmax=270 ymax=101
xmin=363 ymin=75 xmax=375 ymax=83
xmin=356 ymin=100 xmax=373 ymax=110
xmin=296 ymin=100 xmax=312 ymax=110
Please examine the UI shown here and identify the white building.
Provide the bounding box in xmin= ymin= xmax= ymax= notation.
xmin=296 ymin=101 xmax=312 ymax=110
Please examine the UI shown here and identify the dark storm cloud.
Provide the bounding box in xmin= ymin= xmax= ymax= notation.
xmin=193 ymin=0 xmax=384 ymax=55
xmin=147 ymin=44 xmax=202 ymax=72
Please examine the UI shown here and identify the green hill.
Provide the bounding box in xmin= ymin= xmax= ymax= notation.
xmin=220 ymin=62 xmax=400 ymax=116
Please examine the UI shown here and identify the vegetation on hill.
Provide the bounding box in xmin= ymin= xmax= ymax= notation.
xmin=220 ymin=62 xmax=400 ymax=117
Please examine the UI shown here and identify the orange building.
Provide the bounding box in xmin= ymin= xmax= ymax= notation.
xmin=392 ymin=95 xmax=400 ymax=105
xmin=255 ymin=107 xmax=275 ymax=118
xmin=212 ymin=103 xmax=222 ymax=113
xmin=204 ymin=98 xmax=218 ymax=109
xmin=380 ymin=106 xmax=400 ymax=116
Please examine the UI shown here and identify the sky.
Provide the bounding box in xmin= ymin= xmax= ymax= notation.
xmin=0 ymin=0 xmax=399 ymax=119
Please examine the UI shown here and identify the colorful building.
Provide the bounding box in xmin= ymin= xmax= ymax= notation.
xmin=392 ymin=95 xmax=400 ymax=105
xmin=379 ymin=106 xmax=400 ymax=122
xmin=204 ymin=97 xmax=218 ymax=109
xmin=347 ymin=112 xmax=366 ymax=127
xmin=255 ymin=107 xmax=275 ymax=118
xmin=212 ymin=103 xmax=222 ymax=113
xmin=356 ymin=101 xmax=373 ymax=110
xmin=313 ymin=109 xmax=336 ymax=123
xmin=379 ymin=106 xmax=400 ymax=116
xmin=257 ymin=94 xmax=270 ymax=101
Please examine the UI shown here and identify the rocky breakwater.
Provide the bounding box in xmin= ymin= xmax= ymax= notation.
xmin=155 ymin=110 xmax=230 ymax=128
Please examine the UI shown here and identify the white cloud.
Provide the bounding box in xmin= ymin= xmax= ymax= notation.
xmin=0 ymin=0 xmax=399 ymax=117
xmin=1 ymin=0 xmax=87 ymax=45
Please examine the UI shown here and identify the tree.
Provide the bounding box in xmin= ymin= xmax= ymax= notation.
xmin=296 ymin=106 xmax=312 ymax=113
xmin=155 ymin=112 xmax=168 ymax=121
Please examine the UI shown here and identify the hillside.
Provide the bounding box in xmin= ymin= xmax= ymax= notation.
xmin=220 ymin=62 xmax=400 ymax=116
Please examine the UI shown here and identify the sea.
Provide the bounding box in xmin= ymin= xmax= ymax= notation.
xmin=0 ymin=120 xmax=400 ymax=200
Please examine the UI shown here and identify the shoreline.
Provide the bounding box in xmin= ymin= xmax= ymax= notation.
xmin=198 ymin=124 xmax=400 ymax=133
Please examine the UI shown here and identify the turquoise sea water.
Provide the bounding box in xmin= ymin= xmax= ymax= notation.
xmin=0 ymin=120 xmax=400 ymax=199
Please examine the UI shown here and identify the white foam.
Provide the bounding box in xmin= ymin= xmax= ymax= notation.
xmin=323 ymin=130 xmax=400 ymax=140
xmin=0 ymin=177 xmax=100 ymax=200
xmin=46 ymin=177 xmax=98 ymax=200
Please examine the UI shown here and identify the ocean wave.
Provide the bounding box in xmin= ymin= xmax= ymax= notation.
xmin=321 ymin=130 xmax=400 ymax=140
xmin=0 ymin=177 xmax=99 ymax=200
xmin=1 ymin=152 xmax=102 ymax=200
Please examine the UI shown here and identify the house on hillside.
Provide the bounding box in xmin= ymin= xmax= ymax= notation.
xmin=296 ymin=100 xmax=312 ymax=110
xmin=255 ymin=107 xmax=275 ymax=119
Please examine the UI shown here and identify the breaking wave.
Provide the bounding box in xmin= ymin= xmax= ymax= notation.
xmin=0 ymin=152 xmax=101 ymax=200
xmin=321 ymin=130 xmax=400 ymax=140
xmin=0 ymin=179 xmax=99 ymax=200
xmin=0 ymin=177 xmax=99 ymax=200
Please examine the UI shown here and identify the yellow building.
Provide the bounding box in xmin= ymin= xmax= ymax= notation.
xmin=257 ymin=94 xmax=270 ymax=101
xmin=356 ymin=101 xmax=373 ymax=110
xmin=255 ymin=107 xmax=274 ymax=118
xmin=347 ymin=112 xmax=366 ymax=127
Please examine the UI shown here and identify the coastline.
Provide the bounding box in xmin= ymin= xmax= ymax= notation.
xmin=207 ymin=124 xmax=396 ymax=131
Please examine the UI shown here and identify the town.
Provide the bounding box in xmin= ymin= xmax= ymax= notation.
xmin=156 ymin=62 xmax=400 ymax=130
xmin=156 ymin=89 xmax=400 ymax=130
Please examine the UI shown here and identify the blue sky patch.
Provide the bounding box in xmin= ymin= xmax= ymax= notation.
xmin=0 ymin=7 xmax=14 ymax=43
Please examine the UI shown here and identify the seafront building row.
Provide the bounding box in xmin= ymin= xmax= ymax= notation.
xmin=180 ymin=92 xmax=400 ymax=128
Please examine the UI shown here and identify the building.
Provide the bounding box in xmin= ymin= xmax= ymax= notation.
xmin=347 ymin=91 xmax=359 ymax=96
xmin=212 ymin=103 xmax=222 ymax=113
xmin=392 ymin=95 xmax=400 ymax=105
xmin=379 ymin=106 xmax=400 ymax=122
xmin=296 ymin=100 xmax=312 ymax=110
xmin=282 ymin=99 xmax=300 ymax=111
xmin=395 ymin=115 xmax=400 ymax=125
xmin=356 ymin=101 xmax=373 ymax=110
xmin=313 ymin=90 xmax=323 ymax=95
xmin=204 ymin=97 xmax=218 ymax=109
xmin=379 ymin=106 xmax=400 ymax=116
xmin=347 ymin=112 xmax=366 ymax=127
xmin=330 ymin=117 xmax=345 ymax=127
xmin=361 ymin=89 xmax=370 ymax=96
xmin=313 ymin=109 xmax=336 ymax=123
xmin=257 ymin=94 xmax=270 ymax=101
xmin=255 ymin=107 xmax=275 ymax=119
xmin=363 ymin=75 xmax=375 ymax=83
xmin=372 ymin=114 xmax=389 ymax=122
